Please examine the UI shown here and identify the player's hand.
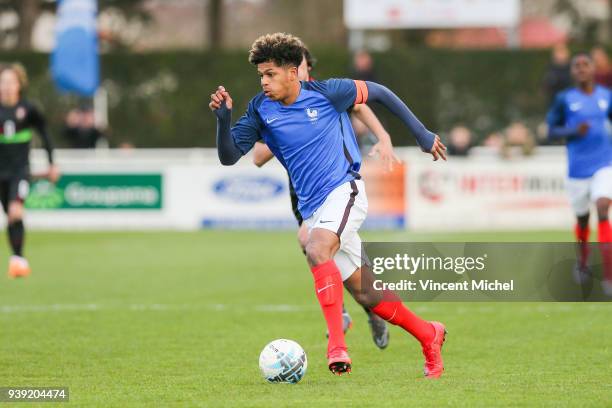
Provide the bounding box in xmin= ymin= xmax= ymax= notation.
xmin=209 ymin=86 xmax=233 ymax=111
xmin=577 ymin=122 xmax=590 ymax=136
xmin=428 ymin=135 xmax=447 ymax=161
xmin=368 ymin=139 xmax=401 ymax=172
xmin=47 ymin=164 xmax=60 ymax=184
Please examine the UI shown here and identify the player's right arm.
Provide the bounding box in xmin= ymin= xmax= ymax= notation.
xmin=209 ymin=86 xmax=263 ymax=165
xmin=253 ymin=142 xmax=275 ymax=167
xmin=546 ymin=92 xmax=589 ymax=140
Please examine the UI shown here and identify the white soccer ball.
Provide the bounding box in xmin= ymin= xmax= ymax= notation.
xmin=259 ymin=339 xmax=307 ymax=384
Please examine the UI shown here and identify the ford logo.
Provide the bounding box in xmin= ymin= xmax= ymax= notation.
xmin=213 ymin=176 xmax=285 ymax=202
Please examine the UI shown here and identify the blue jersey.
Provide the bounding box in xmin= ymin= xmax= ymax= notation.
xmin=230 ymin=79 xmax=364 ymax=219
xmin=547 ymin=85 xmax=612 ymax=178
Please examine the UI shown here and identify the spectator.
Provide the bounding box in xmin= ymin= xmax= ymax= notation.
xmin=63 ymin=107 xmax=106 ymax=148
xmin=446 ymin=125 xmax=472 ymax=156
xmin=542 ymin=43 xmax=572 ymax=105
xmin=591 ymin=46 xmax=612 ymax=88
xmin=482 ymin=131 xmax=504 ymax=153
xmin=351 ymin=49 xmax=377 ymax=82
xmin=501 ymin=122 xmax=535 ymax=159
xmin=350 ymin=49 xmax=378 ymax=151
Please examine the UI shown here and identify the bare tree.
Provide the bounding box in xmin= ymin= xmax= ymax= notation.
xmin=0 ymin=0 xmax=150 ymax=50
xmin=208 ymin=0 xmax=222 ymax=50
xmin=16 ymin=0 xmax=39 ymax=49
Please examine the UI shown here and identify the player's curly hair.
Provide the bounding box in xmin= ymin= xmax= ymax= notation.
xmin=249 ymin=33 xmax=305 ymax=68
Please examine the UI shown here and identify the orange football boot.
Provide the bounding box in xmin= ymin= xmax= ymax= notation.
xmin=8 ymin=256 xmax=31 ymax=278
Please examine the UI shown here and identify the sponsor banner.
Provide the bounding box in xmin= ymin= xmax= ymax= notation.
xmin=192 ymin=159 xmax=407 ymax=230
xmin=165 ymin=164 xmax=297 ymax=229
xmin=407 ymin=159 xmax=571 ymax=230
xmin=26 ymin=174 xmax=162 ymax=210
xmin=361 ymin=159 xmax=405 ymax=229
xmin=344 ymin=0 xmax=520 ymax=29
xmin=363 ymin=242 xmax=612 ymax=301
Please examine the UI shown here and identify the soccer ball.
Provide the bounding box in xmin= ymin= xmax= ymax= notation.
xmin=259 ymin=339 xmax=307 ymax=384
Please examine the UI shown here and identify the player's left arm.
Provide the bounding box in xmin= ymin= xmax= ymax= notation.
xmin=351 ymin=104 xmax=400 ymax=171
xmin=29 ymin=104 xmax=59 ymax=183
xmin=361 ymin=81 xmax=446 ymax=161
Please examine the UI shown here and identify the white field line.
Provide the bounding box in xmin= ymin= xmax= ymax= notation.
xmin=0 ymin=303 xmax=609 ymax=314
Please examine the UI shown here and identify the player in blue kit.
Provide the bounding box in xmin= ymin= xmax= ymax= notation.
xmin=547 ymin=52 xmax=612 ymax=292
xmin=252 ymin=47 xmax=393 ymax=349
xmin=209 ymin=33 xmax=448 ymax=377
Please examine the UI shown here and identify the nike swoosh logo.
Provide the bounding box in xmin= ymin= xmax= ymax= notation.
xmin=319 ymin=220 xmax=334 ymax=224
xmin=266 ymin=117 xmax=279 ymax=124
xmin=317 ymin=283 xmax=335 ymax=293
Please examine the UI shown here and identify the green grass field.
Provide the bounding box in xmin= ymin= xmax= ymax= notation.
xmin=1 ymin=230 xmax=611 ymax=407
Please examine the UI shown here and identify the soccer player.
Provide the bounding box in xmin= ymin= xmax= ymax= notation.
xmin=547 ymin=53 xmax=612 ymax=292
xmin=0 ymin=64 xmax=58 ymax=278
xmin=252 ymin=48 xmax=394 ymax=349
xmin=209 ymin=33 xmax=447 ymax=377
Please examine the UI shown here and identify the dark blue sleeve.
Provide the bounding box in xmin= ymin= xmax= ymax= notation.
xmin=231 ymin=98 xmax=264 ymax=154
xmin=608 ymin=91 xmax=612 ymax=121
xmin=214 ymin=96 xmax=263 ymax=165
xmin=364 ymin=81 xmax=436 ymax=151
xmin=308 ymin=79 xmax=357 ymax=113
xmin=546 ymin=92 xmax=576 ymax=140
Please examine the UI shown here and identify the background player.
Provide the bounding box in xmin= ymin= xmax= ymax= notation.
xmin=0 ymin=64 xmax=58 ymax=278
xmin=252 ymin=47 xmax=394 ymax=349
xmin=209 ymin=33 xmax=447 ymax=377
xmin=547 ymin=52 xmax=612 ymax=292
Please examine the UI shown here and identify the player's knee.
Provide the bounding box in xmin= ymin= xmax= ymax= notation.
xmin=305 ymin=241 xmax=332 ymax=266
xmin=595 ymin=198 xmax=610 ymax=221
xmin=7 ymin=202 xmax=24 ymax=223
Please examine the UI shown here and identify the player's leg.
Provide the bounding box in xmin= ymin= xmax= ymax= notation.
xmin=334 ymin=240 xmax=388 ymax=349
xmin=592 ymin=167 xmax=612 ymax=293
xmin=303 ymin=180 xmax=366 ymax=374
xmin=6 ymin=176 xmax=30 ymax=278
xmin=299 ymin=221 xmax=353 ymax=335
xmin=333 ymin=178 xmax=445 ymax=378
xmin=574 ymin=213 xmax=591 ymax=282
xmin=343 ymin=265 xmax=446 ymax=378
xmin=304 ymin=227 xmax=349 ymax=373
xmin=566 ymin=177 xmax=592 ymax=281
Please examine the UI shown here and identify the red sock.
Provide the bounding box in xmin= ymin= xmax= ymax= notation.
xmin=598 ymin=220 xmax=611 ymax=243
xmin=372 ymin=292 xmax=434 ymax=345
xmin=310 ymin=260 xmax=345 ymax=354
xmin=575 ymin=224 xmax=590 ymax=268
xmin=598 ymin=220 xmax=612 ymax=281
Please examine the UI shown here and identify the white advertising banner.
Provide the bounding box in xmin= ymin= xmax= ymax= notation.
xmin=13 ymin=148 xmax=576 ymax=231
xmin=166 ymin=162 xmax=296 ymax=229
xmin=407 ymin=157 xmax=573 ymax=231
xmin=344 ymin=0 xmax=520 ymax=29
